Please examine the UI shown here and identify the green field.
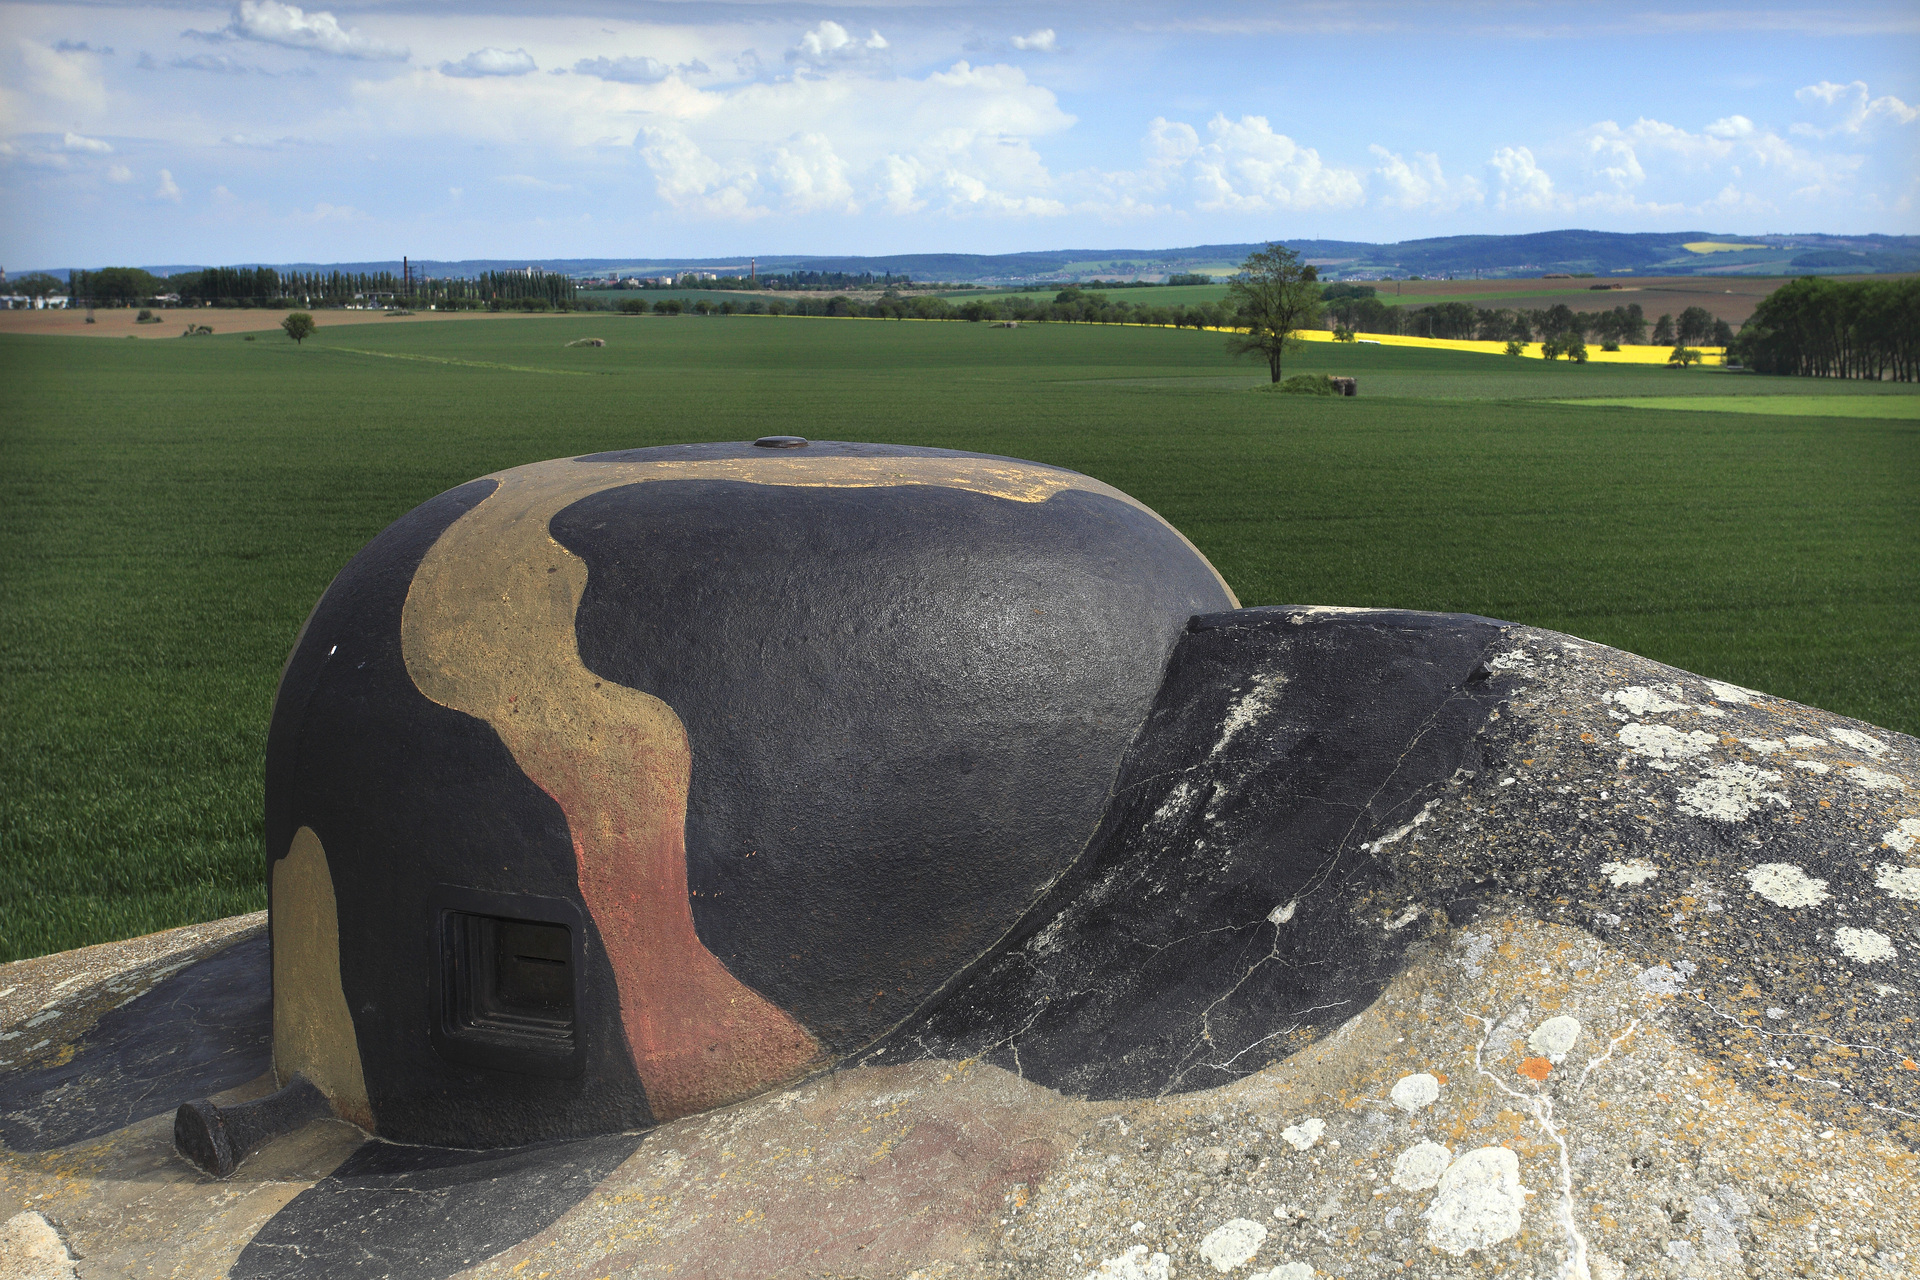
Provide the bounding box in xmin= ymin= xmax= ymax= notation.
xmin=1560 ymin=395 xmax=1920 ymax=419
xmin=3 ymin=314 xmax=1915 ymax=961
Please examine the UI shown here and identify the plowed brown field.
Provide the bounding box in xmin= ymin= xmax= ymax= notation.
xmin=1371 ymin=273 xmax=1915 ymax=326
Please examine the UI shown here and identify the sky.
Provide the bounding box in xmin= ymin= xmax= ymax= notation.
xmin=2 ymin=0 xmax=1916 ymax=270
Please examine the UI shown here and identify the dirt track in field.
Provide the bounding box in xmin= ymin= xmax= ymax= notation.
xmin=0 ymin=307 xmax=537 ymax=340
xmin=1371 ymin=273 xmax=1912 ymax=326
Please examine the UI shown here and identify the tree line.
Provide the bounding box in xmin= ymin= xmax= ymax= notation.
xmin=1324 ymin=286 xmax=1734 ymax=349
xmin=1728 ymin=276 xmax=1917 ymax=381
xmin=66 ymin=266 xmax=578 ymax=310
xmin=614 ymin=285 xmax=1245 ymax=328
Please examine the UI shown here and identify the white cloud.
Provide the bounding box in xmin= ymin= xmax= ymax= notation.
xmin=441 ymin=48 xmax=536 ymax=79
xmin=154 ymin=168 xmax=181 ymax=201
xmin=62 ymin=131 xmax=111 ymax=154
xmin=573 ymin=55 xmax=711 ymax=84
xmin=16 ymin=40 xmax=110 ymax=125
xmin=766 ymin=132 xmax=856 ymax=213
xmin=788 ymin=21 xmax=888 ymax=70
xmin=1188 ymin=114 xmax=1363 ymax=212
xmin=1489 ymin=145 xmax=1555 ymax=210
xmin=107 ymin=163 xmax=131 ymax=182
xmin=1793 ymin=80 xmax=1918 ymax=135
xmin=1011 ymin=29 xmax=1059 ymax=53
xmin=215 ymin=1 xmax=406 ymax=61
xmin=1705 ymin=115 xmax=1755 ymax=139
xmin=627 ymin=59 xmax=1071 ymax=221
xmin=173 ymin=53 xmax=256 ymax=74
xmin=1369 ymin=145 xmax=1482 ymax=211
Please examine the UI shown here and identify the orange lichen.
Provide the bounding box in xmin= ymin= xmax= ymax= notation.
xmin=1517 ymin=1057 xmax=1553 ymax=1082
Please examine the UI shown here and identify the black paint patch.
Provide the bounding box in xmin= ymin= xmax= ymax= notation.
xmin=552 ymin=479 xmax=1233 ymax=1051
xmin=268 ymin=475 xmax=653 ymax=1147
xmin=876 ymin=608 xmax=1514 ymax=1098
xmin=0 ymin=935 xmax=271 ymax=1151
xmin=232 ymin=1130 xmax=643 ymax=1280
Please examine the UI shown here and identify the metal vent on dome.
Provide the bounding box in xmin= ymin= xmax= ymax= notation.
xmin=432 ymin=888 xmax=587 ymax=1079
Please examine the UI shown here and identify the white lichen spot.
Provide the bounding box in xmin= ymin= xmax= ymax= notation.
xmin=1384 ymin=905 xmax=1422 ymax=931
xmin=1791 ymin=760 xmax=1830 ymax=774
xmin=1390 ymin=1073 xmax=1441 ymax=1113
xmin=1268 ymin=900 xmax=1297 ymax=925
xmin=1459 ymin=932 xmax=1495 ymax=978
xmin=1085 ymin=1245 xmax=1171 ymax=1280
xmin=1741 ymin=738 xmax=1786 ymax=755
xmin=1842 ymin=767 xmax=1905 ymax=793
xmin=1877 ymin=864 xmax=1920 ymax=900
xmin=1786 ymin=734 xmax=1826 ymax=751
xmin=1702 ymin=679 xmax=1752 ymax=704
xmin=1765 ymin=1006 xmax=1785 ymax=1020
xmin=0 ymin=1212 xmax=74 ymax=1279
xmin=1634 ymin=960 xmax=1695 ymax=996
xmin=1526 ymin=1015 xmax=1582 ymax=1064
xmin=1605 ymin=686 xmax=1688 ymax=716
xmin=1617 ymin=723 xmax=1716 ymax=762
xmin=1211 ymin=673 xmax=1287 ymax=758
xmin=1600 ymin=858 xmax=1659 ymax=887
xmin=1281 ymin=1118 xmax=1326 ymax=1151
xmin=1199 ymin=1218 xmax=1269 ymax=1272
xmin=1829 ymin=727 xmax=1890 ymax=757
xmin=1883 ymin=819 xmax=1920 ymax=854
xmin=1250 ymin=1267 xmax=1314 ymax=1280
xmin=1677 ymin=764 xmax=1788 ymax=822
xmin=1392 ymin=1141 xmax=1453 ymax=1191
xmin=1423 ymin=1146 xmax=1530 ymax=1256
xmin=1488 ymin=650 xmax=1534 ymax=672
xmin=1152 ymin=780 xmax=1199 ymax=827
xmin=1744 ymin=863 xmax=1831 ymax=908
xmin=1834 ymin=927 xmax=1896 ymax=964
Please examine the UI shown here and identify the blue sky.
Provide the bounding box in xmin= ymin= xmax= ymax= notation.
xmin=2 ymin=1 xmax=1916 ymax=269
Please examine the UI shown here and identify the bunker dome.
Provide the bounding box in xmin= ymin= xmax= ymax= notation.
xmin=264 ymin=440 xmax=1236 ymax=1147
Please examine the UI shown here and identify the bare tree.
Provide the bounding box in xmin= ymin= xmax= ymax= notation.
xmin=1225 ymin=243 xmax=1325 ymax=383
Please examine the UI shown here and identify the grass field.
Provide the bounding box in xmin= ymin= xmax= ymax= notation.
xmin=1561 ymin=395 xmax=1920 ymax=419
xmin=3 ymin=314 xmax=1915 ymax=961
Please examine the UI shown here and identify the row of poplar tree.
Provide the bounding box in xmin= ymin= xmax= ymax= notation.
xmin=67 ymin=266 xmax=578 ymax=309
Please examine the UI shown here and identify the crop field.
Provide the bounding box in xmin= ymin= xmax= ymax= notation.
xmin=1365 ymin=273 xmax=1917 ymax=325
xmin=3 ymin=314 xmax=1914 ymax=961
xmin=938 ymin=283 xmax=1234 ymax=307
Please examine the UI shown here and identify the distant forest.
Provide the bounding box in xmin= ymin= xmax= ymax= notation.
xmin=66 ymin=265 xmax=577 ymax=310
xmin=1729 ymin=277 xmax=1917 ymax=380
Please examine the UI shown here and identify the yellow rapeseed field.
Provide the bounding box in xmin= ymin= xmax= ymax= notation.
xmin=1295 ymin=328 xmax=1724 ymax=365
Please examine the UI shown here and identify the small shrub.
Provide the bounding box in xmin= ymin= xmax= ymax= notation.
xmin=1275 ymin=374 xmax=1336 ymax=396
xmin=1668 ymin=345 xmax=1703 ymax=367
xmin=565 ymin=337 xmax=606 ymax=348
xmin=1505 ymin=340 xmax=1526 ymax=357
xmin=1601 ymin=341 xmax=1620 ymax=352
xmin=1332 ymin=325 xmax=1356 ymax=342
